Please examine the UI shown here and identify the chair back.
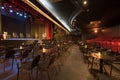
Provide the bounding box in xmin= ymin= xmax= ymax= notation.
xmin=31 ymin=55 xmax=40 ymax=70
xmin=5 ymin=49 xmax=15 ymax=59
xmin=22 ymin=50 xmax=29 ymax=58
xmin=116 ymin=55 xmax=120 ymax=61
xmin=48 ymin=55 xmax=56 ymax=68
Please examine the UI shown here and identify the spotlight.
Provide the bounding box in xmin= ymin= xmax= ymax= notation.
xmin=19 ymin=13 xmax=23 ymax=16
xmin=9 ymin=9 xmax=13 ymax=13
xmin=16 ymin=12 xmax=19 ymax=15
xmin=1 ymin=6 xmax=5 ymax=9
xmin=24 ymin=15 xmax=27 ymax=18
xmin=83 ymin=0 xmax=87 ymax=5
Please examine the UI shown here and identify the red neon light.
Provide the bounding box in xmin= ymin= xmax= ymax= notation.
xmin=46 ymin=22 xmax=51 ymax=39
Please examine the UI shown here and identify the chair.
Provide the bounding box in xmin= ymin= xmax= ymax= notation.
xmin=55 ymin=50 xmax=64 ymax=70
xmin=0 ymin=46 xmax=6 ymax=63
xmin=4 ymin=49 xmax=16 ymax=72
xmin=109 ymin=55 xmax=120 ymax=76
xmin=17 ymin=55 xmax=41 ymax=80
xmin=91 ymin=68 xmax=118 ymax=80
xmin=38 ymin=55 xmax=57 ymax=80
xmin=19 ymin=49 xmax=31 ymax=63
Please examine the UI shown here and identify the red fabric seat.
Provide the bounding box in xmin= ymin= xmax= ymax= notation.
xmin=111 ymin=40 xmax=118 ymax=52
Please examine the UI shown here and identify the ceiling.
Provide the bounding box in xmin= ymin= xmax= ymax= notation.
xmin=75 ymin=0 xmax=120 ymax=32
xmin=28 ymin=0 xmax=81 ymax=32
xmin=25 ymin=0 xmax=120 ymax=34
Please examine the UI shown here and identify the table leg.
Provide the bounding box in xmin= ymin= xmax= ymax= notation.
xmin=89 ymin=57 xmax=95 ymax=73
xmin=43 ymin=53 xmax=45 ymax=60
xmin=91 ymin=57 xmax=94 ymax=69
xmin=99 ymin=59 xmax=103 ymax=73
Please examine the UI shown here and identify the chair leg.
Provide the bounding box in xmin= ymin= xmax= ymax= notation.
xmin=54 ymin=66 xmax=58 ymax=75
xmin=29 ymin=73 xmax=31 ymax=80
xmin=110 ymin=65 xmax=113 ymax=76
xmin=11 ymin=59 xmax=14 ymax=70
xmin=4 ymin=60 xmax=5 ymax=72
xmin=36 ymin=68 xmax=38 ymax=80
xmin=60 ymin=60 xmax=63 ymax=66
xmin=103 ymin=65 xmax=108 ymax=75
xmin=17 ymin=63 xmax=19 ymax=80
xmin=88 ymin=61 xmax=90 ymax=68
xmin=47 ymin=70 xmax=50 ymax=80
xmin=58 ymin=64 xmax=61 ymax=71
xmin=17 ymin=69 xmax=19 ymax=80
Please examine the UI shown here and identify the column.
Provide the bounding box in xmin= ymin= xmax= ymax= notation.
xmin=0 ymin=0 xmax=2 ymax=33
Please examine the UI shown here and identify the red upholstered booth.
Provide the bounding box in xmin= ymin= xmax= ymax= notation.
xmin=117 ymin=40 xmax=120 ymax=53
xmin=111 ymin=40 xmax=118 ymax=53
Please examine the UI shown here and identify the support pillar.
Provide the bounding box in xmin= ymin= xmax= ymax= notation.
xmin=0 ymin=0 xmax=2 ymax=33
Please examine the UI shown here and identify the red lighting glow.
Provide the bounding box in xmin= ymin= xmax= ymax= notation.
xmin=94 ymin=29 xmax=98 ymax=33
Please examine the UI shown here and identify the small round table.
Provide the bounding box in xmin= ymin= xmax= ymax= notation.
xmin=90 ymin=52 xmax=115 ymax=73
xmin=41 ymin=48 xmax=51 ymax=61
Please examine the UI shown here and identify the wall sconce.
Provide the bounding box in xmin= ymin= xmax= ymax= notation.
xmin=94 ymin=29 xmax=98 ymax=33
xmin=35 ymin=33 xmax=38 ymax=38
xmin=42 ymin=33 xmax=46 ymax=39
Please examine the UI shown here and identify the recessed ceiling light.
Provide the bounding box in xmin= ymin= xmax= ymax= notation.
xmin=83 ymin=0 xmax=87 ymax=5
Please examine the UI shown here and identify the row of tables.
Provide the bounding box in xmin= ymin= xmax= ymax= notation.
xmin=80 ymin=44 xmax=120 ymax=77
xmin=90 ymin=51 xmax=115 ymax=73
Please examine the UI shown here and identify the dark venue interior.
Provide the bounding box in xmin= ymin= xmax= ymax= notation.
xmin=0 ymin=0 xmax=120 ymax=80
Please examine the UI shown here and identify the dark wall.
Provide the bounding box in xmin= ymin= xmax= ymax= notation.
xmin=84 ymin=24 xmax=120 ymax=41
xmin=2 ymin=15 xmax=26 ymax=36
xmin=98 ymin=25 xmax=120 ymax=38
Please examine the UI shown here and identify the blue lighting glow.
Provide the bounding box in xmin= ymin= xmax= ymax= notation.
xmin=16 ymin=12 xmax=19 ymax=15
xmin=24 ymin=15 xmax=27 ymax=18
xmin=19 ymin=13 xmax=23 ymax=16
xmin=1 ymin=6 xmax=5 ymax=9
xmin=9 ymin=10 xmax=13 ymax=13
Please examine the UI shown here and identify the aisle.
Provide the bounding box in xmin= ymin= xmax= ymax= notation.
xmin=55 ymin=45 xmax=94 ymax=80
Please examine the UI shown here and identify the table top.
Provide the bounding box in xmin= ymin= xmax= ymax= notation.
xmin=40 ymin=48 xmax=51 ymax=54
xmin=90 ymin=52 xmax=115 ymax=61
